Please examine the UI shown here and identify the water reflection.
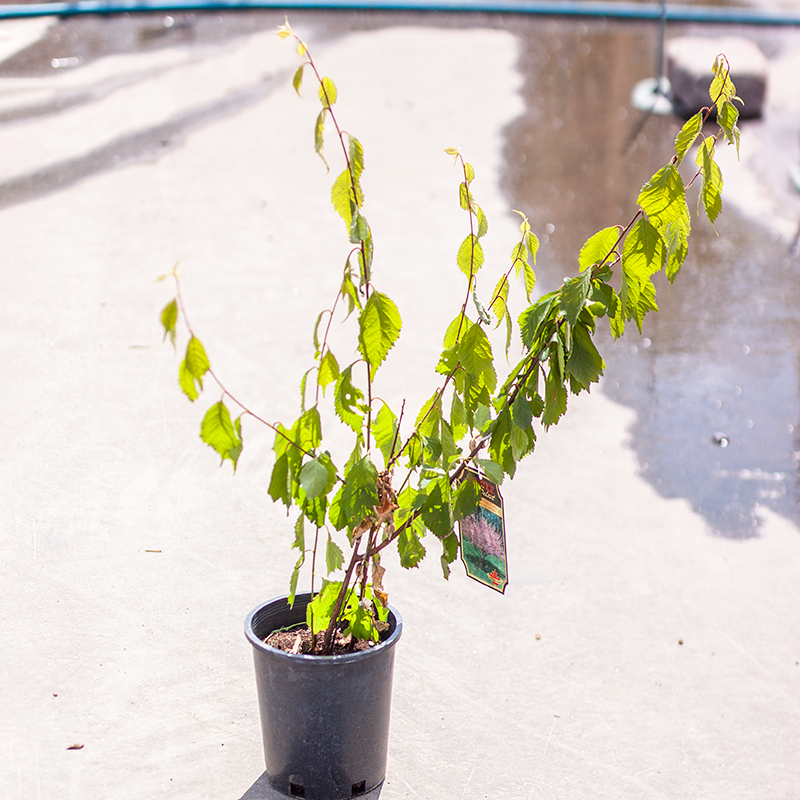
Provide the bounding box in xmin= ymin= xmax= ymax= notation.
xmin=504 ymin=18 xmax=800 ymax=538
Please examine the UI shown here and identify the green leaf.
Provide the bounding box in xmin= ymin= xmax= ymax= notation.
xmin=415 ymin=392 xmax=442 ymax=438
xmin=620 ymin=218 xmax=664 ymax=330
xmin=331 ymin=169 xmax=353 ymax=228
xmin=472 ymin=287 xmax=491 ymax=325
xmin=578 ymin=226 xmax=619 ymax=272
xmin=349 ymin=207 xmax=369 ymax=244
xmin=519 ymin=293 xmax=557 ymax=350
xmin=179 ymin=336 xmax=210 ymax=401
xmin=718 ymin=100 xmax=741 ymax=157
xmin=296 ymin=407 xmax=322 ymax=453
xmin=490 ymin=275 xmax=509 ymax=329
xmin=348 ymin=135 xmax=364 ymax=182
xmin=340 ymin=262 xmax=361 ymax=317
xmin=292 ymin=64 xmax=304 ymax=96
xmin=268 ymin=453 xmax=291 ymax=507
xmin=341 ymin=457 xmax=379 ymax=531
xmin=453 ymin=475 xmax=481 ymax=521
xmin=510 ymin=420 xmax=535 ymax=460
xmin=318 ymin=349 xmax=339 ymax=394
xmin=710 ymin=55 xmax=738 ymax=114
xmin=334 ymin=364 xmax=365 ymax=433
xmin=358 ymin=292 xmax=402 ymax=379
xmin=289 ymin=553 xmax=304 ymax=607
xmin=314 ymin=108 xmax=328 ymax=169
xmin=457 ymin=234 xmax=484 ymax=277
xmin=293 ymin=514 xmax=304 ymax=551
xmin=299 ymin=456 xmax=331 ymax=499
xmin=511 ymin=394 xmax=532 ymax=430
xmin=542 ymin=368 xmax=567 ymax=428
xmin=440 ymin=531 xmax=459 ymax=579
xmin=442 ymin=313 xmax=471 ymax=350
xmin=307 ymin=580 xmax=349 ymax=635
xmin=457 ymin=324 xmax=496 ymax=392
xmin=674 ymin=111 xmax=703 ymax=164
xmin=559 ymin=271 xmax=592 ymax=327
xmin=526 ymin=231 xmax=540 ymax=265
xmin=475 ymin=457 xmax=504 ymax=485
xmin=373 ymin=401 xmax=399 ymax=466
xmin=475 ymin=204 xmax=489 ymax=238
xmin=397 ymin=526 xmax=426 ymax=568
xmin=566 ymin=323 xmax=605 ymax=388
xmin=200 ymin=401 xmax=243 ymax=471
xmin=318 ymin=76 xmax=337 ymax=106
xmin=697 ymin=138 xmax=723 ymax=225
xmin=325 ymin=533 xmax=344 ymax=573
xmin=160 ymin=298 xmax=178 ymax=347
xmin=459 ymin=182 xmax=471 ymax=211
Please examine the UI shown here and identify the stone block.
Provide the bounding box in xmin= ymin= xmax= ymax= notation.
xmin=666 ymin=35 xmax=768 ymax=119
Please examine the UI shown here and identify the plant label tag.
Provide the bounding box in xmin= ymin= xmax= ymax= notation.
xmin=457 ymin=466 xmax=508 ymax=593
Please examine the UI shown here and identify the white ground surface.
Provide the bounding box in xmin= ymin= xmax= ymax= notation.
xmin=1 ymin=13 xmax=799 ymax=800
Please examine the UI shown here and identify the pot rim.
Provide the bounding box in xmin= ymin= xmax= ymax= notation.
xmin=245 ymin=593 xmax=403 ymax=664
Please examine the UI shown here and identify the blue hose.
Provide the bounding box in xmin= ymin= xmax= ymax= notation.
xmin=1 ymin=0 xmax=799 ymax=25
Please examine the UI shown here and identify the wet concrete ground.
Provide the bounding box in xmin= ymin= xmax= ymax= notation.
xmin=1 ymin=9 xmax=799 ymax=800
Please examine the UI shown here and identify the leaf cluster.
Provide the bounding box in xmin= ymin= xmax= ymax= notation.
xmin=158 ymin=35 xmax=741 ymax=654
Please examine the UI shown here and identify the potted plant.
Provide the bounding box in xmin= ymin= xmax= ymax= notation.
xmin=158 ymin=22 xmax=742 ymax=800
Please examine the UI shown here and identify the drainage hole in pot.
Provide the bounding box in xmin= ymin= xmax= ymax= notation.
xmin=289 ymin=783 xmax=305 ymax=798
xmin=351 ymin=781 xmax=366 ymax=796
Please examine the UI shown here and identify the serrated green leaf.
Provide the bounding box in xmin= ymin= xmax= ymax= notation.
xmin=292 ymin=64 xmax=304 ymax=96
xmin=526 ymin=231 xmax=539 ymax=264
xmin=490 ymin=275 xmax=509 ymax=329
xmin=440 ymin=530 xmax=459 ymax=579
xmin=475 ymin=458 xmax=504 ymax=485
xmin=710 ymin=55 xmax=738 ymax=114
xmin=348 ymin=135 xmax=364 ymax=182
xmin=160 ymin=298 xmax=178 ymax=346
xmin=542 ymin=369 xmax=567 ymax=428
xmin=268 ymin=452 xmax=291 ymax=507
xmin=697 ymin=138 xmax=723 ymax=225
xmin=578 ymin=226 xmax=620 ymax=272
xmin=415 ymin=392 xmax=442 ymax=438
xmin=288 ymin=552 xmax=304 ymax=607
xmin=299 ymin=457 xmax=330 ymax=499
xmin=453 ymin=475 xmax=481 ymax=521
xmin=457 ymin=234 xmax=484 ymax=277
xmin=718 ymin=100 xmax=741 ymax=157
xmin=358 ymin=291 xmax=402 ymax=379
xmin=475 ymin=204 xmax=488 ymax=238
xmin=374 ymin=401 xmax=399 ymax=466
xmin=472 ymin=287 xmax=491 ymax=325
xmin=457 ymin=324 xmax=496 ymax=392
xmin=325 ymin=533 xmax=344 ymax=573
xmin=442 ymin=313 xmax=471 ymax=350
xmin=200 ymin=401 xmax=242 ymax=471
xmin=318 ymin=76 xmax=337 ymax=106
xmin=293 ymin=513 xmax=304 ymax=550
xmin=341 ymin=457 xmax=379 ymax=531
xmin=331 ymin=169 xmax=353 ymax=228
xmin=559 ymin=271 xmax=592 ymax=327
xmin=519 ymin=292 xmax=557 ymax=350
xmin=179 ymin=336 xmax=210 ymax=401
xmin=314 ymin=108 xmax=328 ymax=169
xmin=317 ymin=349 xmax=339 ymax=394
xmin=459 ymin=182 xmax=471 ymax=211
xmin=511 ymin=394 xmax=532 ymax=430
xmin=674 ymin=111 xmax=703 ymax=164
xmin=179 ymin=360 xmax=199 ymax=401
xmin=565 ymin=323 xmax=605 ymax=388
xmin=464 ymin=162 xmax=475 ymax=184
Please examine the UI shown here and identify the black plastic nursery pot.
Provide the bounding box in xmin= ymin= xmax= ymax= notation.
xmin=244 ymin=593 xmax=403 ymax=800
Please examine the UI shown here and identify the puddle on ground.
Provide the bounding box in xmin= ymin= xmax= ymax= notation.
xmin=1 ymin=10 xmax=798 ymax=538
xmin=503 ymin=17 xmax=800 ymax=538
